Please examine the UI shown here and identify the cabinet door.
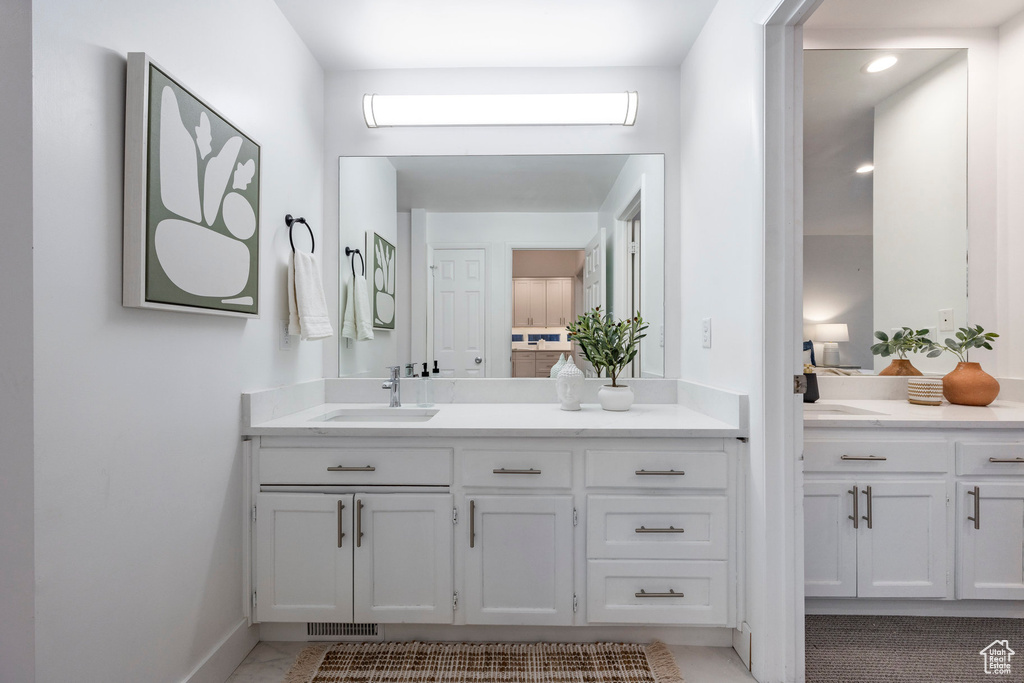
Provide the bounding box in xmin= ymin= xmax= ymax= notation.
xmin=353 ymin=494 xmax=454 ymax=623
xmin=528 ymin=280 xmax=547 ymax=327
xmin=803 ymin=481 xmax=858 ymax=597
xmin=255 ymin=493 xmax=353 ymax=622
xmin=512 ymin=352 xmax=536 ymax=378
xmin=545 ymin=279 xmax=571 ymax=326
xmin=463 ymin=495 xmax=574 ymax=625
xmin=857 ymin=481 xmax=949 ymax=599
xmin=957 ymin=482 xmax=1024 ymax=600
xmin=512 ymin=280 xmax=532 ymax=327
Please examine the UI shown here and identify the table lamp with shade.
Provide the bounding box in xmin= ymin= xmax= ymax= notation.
xmin=815 ymin=323 xmax=849 ymax=367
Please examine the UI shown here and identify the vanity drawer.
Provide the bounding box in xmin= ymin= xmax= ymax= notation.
xmin=804 ymin=439 xmax=948 ymax=474
xmin=586 ymin=450 xmax=727 ymax=489
xmin=587 ymin=495 xmax=728 ymax=560
xmin=535 ymin=352 xmax=563 ymax=363
xmin=259 ymin=448 xmax=452 ymax=485
xmin=956 ymin=442 xmax=1024 ymax=476
xmin=586 ymin=560 xmax=728 ymax=625
xmin=460 ymin=450 xmax=572 ymax=488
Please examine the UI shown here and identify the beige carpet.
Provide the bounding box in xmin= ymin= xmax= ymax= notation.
xmin=286 ymin=641 xmax=684 ymax=683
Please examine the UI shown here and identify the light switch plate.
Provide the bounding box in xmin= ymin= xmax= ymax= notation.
xmin=702 ymin=318 xmax=712 ymax=349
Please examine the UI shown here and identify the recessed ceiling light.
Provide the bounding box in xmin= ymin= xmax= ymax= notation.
xmin=865 ymin=56 xmax=898 ymax=73
xmin=857 ymin=164 xmax=875 ymax=174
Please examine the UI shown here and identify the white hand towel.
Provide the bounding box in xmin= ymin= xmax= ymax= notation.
xmin=292 ymin=251 xmax=334 ymax=341
xmin=287 ymin=255 xmax=301 ymax=336
xmin=352 ymin=273 xmax=374 ymax=341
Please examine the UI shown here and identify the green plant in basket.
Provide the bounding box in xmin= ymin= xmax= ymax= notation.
xmin=870 ymin=327 xmax=942 ymax=360
xmin=566 ymin=307 xmax=648 ymax=388
xmin=940 ymin=325 xmax=999 ymax=362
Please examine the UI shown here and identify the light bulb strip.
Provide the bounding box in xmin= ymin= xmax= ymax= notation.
xmin=362 ymin=92 xmax=639 ymax=128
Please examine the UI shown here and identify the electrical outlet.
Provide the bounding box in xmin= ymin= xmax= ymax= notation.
xmin=702 ymin=318 xmax=712 ymax=349
xmin=939 ymin=308 xmax=954 ymax=331
xmin=279 ymin=319 xmax=292 ymax=350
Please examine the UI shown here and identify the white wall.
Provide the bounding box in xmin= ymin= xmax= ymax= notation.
xmin=0 ymin=2 xmax=35 ymax=680
xmin=998 ymin=10 xmax=1024 ymax=378
xmin=805 ymin=29 xmax=1001 ymax=375
xmin=31 ymin=1 xmax=324 ymax=681
xmin=322 ymin=66 xmax=682 ymax=378
xmin=599 ymin=154 xmax=666 ymax=377
xmin=338 ymin=157 xmax=398 ymax=376
xmin=512 ymin=250 xmax=585 ymax=278
xmin=803 ymin=236 xmax=874 ymax=369
xmin=420 ymin=212 xmax=598 ymax=376
xmin=873 ymin=53 xmax=968 ymax=374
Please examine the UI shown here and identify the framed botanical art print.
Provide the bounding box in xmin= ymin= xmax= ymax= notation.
xmin=371 ymin=232 xmax=396 ymax=329
xmin=123 ymin=53 xmax=260 ymax=317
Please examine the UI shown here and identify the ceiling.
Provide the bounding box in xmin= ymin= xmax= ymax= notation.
xmin=273 ymin=0 xmax=718 ymax=71
xmin=803 ymin=49 xmax=964 ymax=236
xmin=387 ymin=155 xmax=632 ymax=212
xmin=805 ymin=0 xmax=1024 ymax=29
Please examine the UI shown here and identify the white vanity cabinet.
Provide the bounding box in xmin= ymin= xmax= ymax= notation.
xmin=803 ymin=436 xmax=951 ymax=600
xmin=458 ymin=447 xmax=575 ymax=625
xmin=955 ymin=441 xmax=1024 ymax=600
xmin=246 ymin=434 xmax=742 ymax=633
xmin=584 ymin=442 xmax=737 ymax=626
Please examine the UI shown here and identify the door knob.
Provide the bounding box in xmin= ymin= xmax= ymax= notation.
xmin=475 ymin=357 xmax=483 ymax=364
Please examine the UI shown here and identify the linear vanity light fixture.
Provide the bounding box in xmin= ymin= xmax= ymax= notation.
xmin=362 ymin=92 xmax=639 ymax=128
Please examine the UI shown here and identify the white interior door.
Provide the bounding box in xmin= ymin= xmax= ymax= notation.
xmin=432 ymin=249 xmax=486 ymax=377
xmin=583 ymin=229 xmax=607 ymax=314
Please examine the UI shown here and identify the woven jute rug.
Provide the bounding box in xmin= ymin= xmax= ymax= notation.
xmin=285 ymin=641 xmax=684 ymax=683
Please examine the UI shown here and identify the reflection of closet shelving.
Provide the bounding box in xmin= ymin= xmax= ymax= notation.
xmin=513 ymin=278 xmax=573 ymax=327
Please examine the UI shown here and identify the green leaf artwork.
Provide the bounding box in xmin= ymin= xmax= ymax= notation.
xmin=372 ymin=233 xmax=396 ymax=329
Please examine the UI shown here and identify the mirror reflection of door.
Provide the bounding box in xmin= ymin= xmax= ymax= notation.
xmin=432 ymin=248 xmax=486 ymax=377
xmin=622 ymin=198 xmax=642 ymax=378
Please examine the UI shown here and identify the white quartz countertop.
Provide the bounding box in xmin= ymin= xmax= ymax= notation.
xmin=244 ymin=402 xmax=745 ymax=438
xmin=804 ymin=399 xmax=1024 ymax=429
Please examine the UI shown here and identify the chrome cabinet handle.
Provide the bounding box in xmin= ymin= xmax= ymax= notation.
xmin=475 ymin=357 xmax=482 ymax=364
xmin=356 ymin=499 xmax=364 ymax=547
xmin=849 ymin=486 xmax=859 ymax=529
xmin=327 ymin=465 xmax=376 ymax=472
xmin=635 ymin=526 xmax=685 ymax=534
xmin=635 ymin=469 xmax=686 ymax=476
xmin=635 ymin=589 xmax=685 ymax=598
xmin=841 ymin=455 xmax=887 ymax=461
xmin=337 ymin=500 xmax=346 ymax=548
xmin=493 ymin=468 xmax=541 ymax=475
xmin=989 ymin=457 xmax=1024 ymax=463
xmin=861 ymin=485 xmax=873 ymax=529
xmin=968 ymin=486 xmax=980 ymax=530
xmin=469 ymin=500 xmax=476 ymax=549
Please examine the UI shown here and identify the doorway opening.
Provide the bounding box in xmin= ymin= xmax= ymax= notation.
xmin=511 ymin=249 xmax=585 ymax=377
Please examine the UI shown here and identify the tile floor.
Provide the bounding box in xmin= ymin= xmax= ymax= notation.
xmin=225 ymin=641 xmax=755 ymax=682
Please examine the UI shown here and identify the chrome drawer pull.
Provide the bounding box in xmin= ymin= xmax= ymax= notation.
xmin=337 ymin=500 xmax=346 ymax=548
xmin=861 ymin=485 xmax=873 ymax=529
xmin=327 ymin=465 xmax=376 ymax=472
xmin=356 ymin=499 xmax=364 ymax=547
xmin=848 ymin=486 xmax=859 ymax=529
xmin=635 ymin=469 xmax=686 ymax=476
xmin=635 ymin=526 xmax=685 ymax=534
xmin=840 ymin=455 xmax=887 ymax=461
xmin=635 ymin=589 xmax=684 ymax=598
xmin=469 ymin=499 xmax=476 ymax=549
xmin=989 ymin=457 xmax=1024 ymax=463
xmin=968 ymin=486 xmax=980 ymax=530
xmin=493 ymin=468 xmax=542 ymax=475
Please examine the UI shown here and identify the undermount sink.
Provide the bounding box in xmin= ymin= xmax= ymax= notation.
xmin=803 ymin=403 xmax=887 ymax=417
xmin=312 ymin=407 xmax=439 ymax=423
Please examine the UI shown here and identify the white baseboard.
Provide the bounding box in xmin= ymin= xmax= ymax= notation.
xmin=806 ymin=598 xmax=1024 ymax=618
xmin=258 ymin=622 xmax=734 ymax=647
xmin=181 ymin=618 xmax=260 ymax=683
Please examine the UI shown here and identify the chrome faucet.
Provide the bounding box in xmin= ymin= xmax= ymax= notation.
xmin=382 ymin=366 xmax=401 ymax=407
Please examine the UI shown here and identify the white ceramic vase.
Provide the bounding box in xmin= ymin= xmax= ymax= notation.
xmin=549 ymin=353 xmax=567 ymax=378
xmin=556 ymin=358 xmax=584 ymax=411
xmin=598 ymin=384 xmax=634 ymax=411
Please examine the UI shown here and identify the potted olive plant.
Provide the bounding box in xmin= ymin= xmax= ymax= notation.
xmin=567 ymin=307 xmax=648 ymax=411
xmin=870 ymin=327 xmax=941 ymax=376
xmin=938 ymin=325 xmax=1000 ymax=406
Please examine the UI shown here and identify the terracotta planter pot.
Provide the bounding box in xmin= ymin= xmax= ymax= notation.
xmin=878 ymin=358 xmax=923 ymax=376
xmin=942 ymin=362 xmax=1000 ymax=406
